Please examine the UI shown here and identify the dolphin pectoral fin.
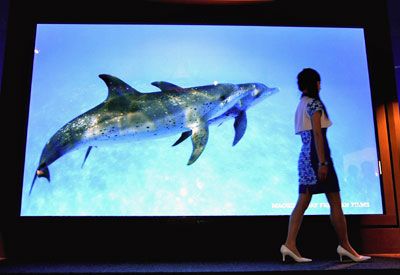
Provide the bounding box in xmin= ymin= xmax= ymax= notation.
xmin=151 ymin=81 xmax=185 ymax=93
xmin=172 ymin=131 xmax=192 ymax=147
xmin=81 ymin=146 xmax=93 ymax=168
xmin=187 ymin=124 xmax=209 ymax=165
xmin=233 ymin=111 xmax=247 ymax=146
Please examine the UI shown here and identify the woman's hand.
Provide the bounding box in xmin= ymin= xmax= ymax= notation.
xmin=318 ymin=165 xmax=329 ymax=182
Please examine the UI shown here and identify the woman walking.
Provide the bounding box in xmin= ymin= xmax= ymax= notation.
xmin=281 ymin=68 xmax=371 ymax=263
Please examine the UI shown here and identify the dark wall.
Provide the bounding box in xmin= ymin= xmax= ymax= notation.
xmin=388 ymin=0 xmax=400 ymax=99
xmin=0 ymin=0 xmax=9 ymax=87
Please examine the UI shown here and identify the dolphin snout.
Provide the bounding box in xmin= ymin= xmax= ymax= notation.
xmin=265 ymin=86 xmax=280 ymax=96
xmin=253 ymin=83 xmax=279 ymax=96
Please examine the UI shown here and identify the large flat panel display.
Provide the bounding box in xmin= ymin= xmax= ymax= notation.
xmin=21 ymin=24 xmax=382 ymax=216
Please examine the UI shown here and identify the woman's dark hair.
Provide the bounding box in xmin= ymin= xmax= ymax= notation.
xmin=297 ymin=68 xmax=321 ymax=99
xmin=297 ymin=68 xmax=329 ymax=118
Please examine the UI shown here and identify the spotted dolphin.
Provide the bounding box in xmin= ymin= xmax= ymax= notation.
xmin=29 ymin=74 xmax=248 ymax=194
xmin=166 ymin=82 xmax=279 ymax=147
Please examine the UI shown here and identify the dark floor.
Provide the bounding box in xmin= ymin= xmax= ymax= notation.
xmin=0 ymin=255 xmax=399 ymax=274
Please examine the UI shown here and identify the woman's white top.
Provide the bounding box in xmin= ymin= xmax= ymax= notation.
xmin=295 ymin=95 xmax=332 ymax=135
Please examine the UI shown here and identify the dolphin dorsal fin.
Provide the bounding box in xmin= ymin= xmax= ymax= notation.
xmin=99 ymin=74 xmax=141 ymax=99
xmin=151 ymin=81 xmax=185 ymax=93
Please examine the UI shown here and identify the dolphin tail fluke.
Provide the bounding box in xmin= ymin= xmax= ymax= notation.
xmin=81 ymin=146 xmax=93 ymax=168
xmin=172 ymin=131 xmax=192 ymax=147
xmin=29 ymin=174 xmax=38 ymax=196
xmin=29 ymin=166 xmax=50 ymax=195
xmin=233 ymin=111 xmax=247 ymax=146
xmin=41 ymin=166 xmax=51 ymax=182
xmin=187 ymin=124 xmax=209 ymax=165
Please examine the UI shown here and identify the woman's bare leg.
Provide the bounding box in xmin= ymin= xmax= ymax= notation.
xmin=325 ymin=192 xmax=360 ymax=256
xmin=284 ymin=190 xmax=312 ymax=256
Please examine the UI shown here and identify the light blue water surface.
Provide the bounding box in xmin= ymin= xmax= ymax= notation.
xmin=21 ymin=25 xmax=382 ymax=216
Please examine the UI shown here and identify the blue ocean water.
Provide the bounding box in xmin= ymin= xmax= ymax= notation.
xmin=21 ymin=24 xmax=382 ymax=216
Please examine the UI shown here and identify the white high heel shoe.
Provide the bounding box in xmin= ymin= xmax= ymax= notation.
xmin=337 ymin=245 xmax=371 ymax=262
xmin=280 ymin=245 xmax=312 ymax=263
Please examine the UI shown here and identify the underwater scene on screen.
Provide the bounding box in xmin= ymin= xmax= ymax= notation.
xmin=21 ymin=24 xmax=383 ymax=216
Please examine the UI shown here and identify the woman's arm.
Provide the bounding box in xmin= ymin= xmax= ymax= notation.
xmin=311 ymin=111 xmax=328 ymax=181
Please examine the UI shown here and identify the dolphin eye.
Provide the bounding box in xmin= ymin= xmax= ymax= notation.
xmin=220 ymin=95 xmax=227 ymax=101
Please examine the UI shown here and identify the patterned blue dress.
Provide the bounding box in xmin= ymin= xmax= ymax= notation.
xmin=295 ymin=96 xmax=340 ymax=194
